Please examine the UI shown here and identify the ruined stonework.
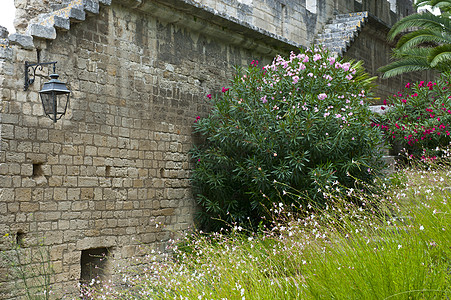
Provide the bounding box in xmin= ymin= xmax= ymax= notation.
xmin=0 ymin=0 xmax=434 ymax=298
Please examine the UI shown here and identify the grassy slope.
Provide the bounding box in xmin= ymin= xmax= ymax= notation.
xmin=86 ymin=164 xmax=451 ymax=300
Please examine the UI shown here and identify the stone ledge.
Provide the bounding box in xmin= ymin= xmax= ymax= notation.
xmin=8 ymin=33 xmax=34 ymax=50
xmin=83 ymin=0 xmax=100 ymax=14
xmin=122 ymin=0 xmax=303 ymax=56
xmin=26 ymin=23 xmax=57 ymax=40
xmin=8 ymin=0 xmax=112 ymax=49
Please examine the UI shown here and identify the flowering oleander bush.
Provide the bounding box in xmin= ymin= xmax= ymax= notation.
xmin=190 ymin=46 xmax=384 ymax=230
xmin=375 ymin=72 xmax=451 ymax=159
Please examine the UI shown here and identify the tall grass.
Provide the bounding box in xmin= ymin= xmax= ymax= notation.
xmin=84 ymin=162 xmax=451 ymax=299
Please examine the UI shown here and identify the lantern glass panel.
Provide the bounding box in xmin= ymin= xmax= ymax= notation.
xmin=40 ymin=92 xmax=55 ymax=116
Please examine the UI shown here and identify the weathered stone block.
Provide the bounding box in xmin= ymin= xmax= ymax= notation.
xmin=26 ymin=24 xmax=56 ymax=39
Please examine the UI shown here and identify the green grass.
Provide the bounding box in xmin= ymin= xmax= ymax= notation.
xmin=85 ymin=163 xmax=451 ymax=299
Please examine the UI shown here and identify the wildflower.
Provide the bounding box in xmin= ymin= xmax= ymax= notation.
xmin=419 ymin=225 xmax=424 ymax=231
xmin=318 ymin=93 xmax=327 ymax=100
xmin=222 ymin=87 xmax=229 ymax=92
xmin=313 ymin=54 xmax=321 ymax=61
xmin=346 ymin=74 xmax=353 ymax=80
xmin=405 ymin=82 xmax=411 ymax=88
xmin=261 ymin=95 xmax=268 ymax=103
xmin=207 ymin=94 xmax=212 ymax=99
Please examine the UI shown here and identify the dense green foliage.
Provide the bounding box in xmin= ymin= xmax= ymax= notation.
xmin=379 ymin=0 xmax=451 ymax=78
xmin=190 ymin=47 xmax=384 ymax=230
xmin=375 ymin=72 xmax=451 ymax=158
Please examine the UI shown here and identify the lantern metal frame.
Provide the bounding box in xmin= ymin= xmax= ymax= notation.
xmin=24 ymin=60 xmax=71 ymax=123
xmin=24 ymin=61 xmax=57 ymax=91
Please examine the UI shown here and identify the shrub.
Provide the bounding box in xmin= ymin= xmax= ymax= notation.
xmin=376 ymin=72 xmax=451 ymax=159
xmin=190 ymin=46 xmax=385 ymax=230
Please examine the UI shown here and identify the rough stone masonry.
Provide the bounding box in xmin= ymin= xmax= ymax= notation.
xmin=0 ymin=0 xmax=433 ymax=298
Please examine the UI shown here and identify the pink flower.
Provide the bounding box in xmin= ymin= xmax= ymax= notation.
xmin=419 ymin=81 xmax=425 ymax=88
xmin=261 ymin=95 xmax=268 ymax=103
xmin=313 ymin=54 xmax=321 ymax=61
xmin=318 ymin=93 xmax=327 ymax=100
xmin=342 ymin=63 xmax=351 ymax=71
xmin=222 ymin=87 xmax=229 ymax=93
xmin=405 ymin=82 xmax=411 ymax=88
xmin=346 ymin=74 xmax=353 ymax=80
xmin=292 ymin=76 xmax=300 ymax=84
xmin=402 ymin=99 xmax=407 ymax=103
xmin=207 ymin=94 xmax=212 ymax=99
xmin=250 ymin=60 xmax=259 ymax=66
xmin=383 ymin=99 xmax=387 ymax=105
xmin=328 ymin=57 xmax=335 ymax=65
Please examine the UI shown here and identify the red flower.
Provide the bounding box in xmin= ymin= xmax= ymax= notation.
xmin=207 ymin=94 xmax=212 ymax=99
xmin=405 ymin=82 xmax=411 ymax=88
xmin=222 ymin=87 xmax=229 ymax=93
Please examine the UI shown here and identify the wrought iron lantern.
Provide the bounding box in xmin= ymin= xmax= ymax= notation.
xmin=39 ymin=73 xmax=70 ymax=123
xmin=24 ymin=61 xmax=71 ymax=123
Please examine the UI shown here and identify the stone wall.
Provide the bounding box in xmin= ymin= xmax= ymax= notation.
xmin=0 ymin=0 xmax=436 ymax=298
xmin=0 ymin=1 xmax=283 ymax=298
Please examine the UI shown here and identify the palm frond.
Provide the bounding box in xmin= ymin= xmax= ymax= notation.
xmin=415 ymin=0 xmax=451 ymax=13
xmin=388 ymin=13 xmax=450 ymax=40
xmin=378 ymin=57 xmax=432 ymax=78
xmin=391 ymin=47 xmax=433 ymax=59
xmin=397 ymin=29 xmax=450 ymax=50
xmin=428 ymin=44 xmax=451 ymax=67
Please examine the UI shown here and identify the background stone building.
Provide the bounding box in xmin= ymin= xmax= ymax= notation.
xmin=0 ymin=0 xmax=429 ymax=298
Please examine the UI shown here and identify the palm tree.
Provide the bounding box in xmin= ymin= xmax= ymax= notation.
xmin=378 ymin=0 xmax=451 ymax=78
